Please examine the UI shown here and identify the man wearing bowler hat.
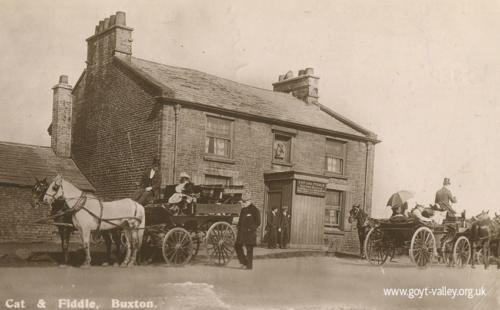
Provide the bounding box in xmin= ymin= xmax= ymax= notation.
xmin=435 ymin=177 xmax=457 ymax=215
xmin=235 ymin=193 xmax=261 ymax=270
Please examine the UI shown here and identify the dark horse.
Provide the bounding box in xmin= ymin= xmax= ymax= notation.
xmin=469 ymin=211 xmax=500 ymax=269
xmin=348 ymin=204 xmax=369 ymax=258
xmin=470 ymin=211 xmax=500 ymax=269
xmin=31 ymin=178 xmax=121 ymax=265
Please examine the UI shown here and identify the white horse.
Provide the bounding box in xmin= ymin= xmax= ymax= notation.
xmin=43 ymin=174 xmax=145 ymax=267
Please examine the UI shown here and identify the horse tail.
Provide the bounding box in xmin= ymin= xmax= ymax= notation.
xmin=135 ymin=201 xmax=146 ymax=250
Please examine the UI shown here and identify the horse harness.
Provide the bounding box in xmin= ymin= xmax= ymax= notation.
xmin=41 ymin=183 xmax=141 ymax=232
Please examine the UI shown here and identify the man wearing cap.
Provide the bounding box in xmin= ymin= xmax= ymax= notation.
xmin=435 ymin=178 xmax=457 ymax=215
xmin=235 ymin=195 xmax=261 ymax=270
xmin=278 ymin=206 xmax=291 ymax=249
xmin=132 ymin=158 xmax=161 ymax=205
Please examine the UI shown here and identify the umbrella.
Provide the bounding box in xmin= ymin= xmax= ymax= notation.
xmin=386 ymin=190 xmax=415 ymax=208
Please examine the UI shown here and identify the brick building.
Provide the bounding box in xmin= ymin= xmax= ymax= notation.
xmin=52 ymin=12 xmax=380 ymax=252
xmin=0 ymin=140 xmax=94 ymax=242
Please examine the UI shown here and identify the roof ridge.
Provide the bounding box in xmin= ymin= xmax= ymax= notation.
xmin=0 ymin=140 xmax=50 ymax=149
xmin=129 ymin=56 xmax=303 ymax=100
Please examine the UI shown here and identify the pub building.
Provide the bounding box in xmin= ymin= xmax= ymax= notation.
xmin=32 ymin=11 xmax=379 ymax=253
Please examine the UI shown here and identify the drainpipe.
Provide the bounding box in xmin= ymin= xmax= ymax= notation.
xmin=172 ymin=104 xmax=181 ymax=182
xmin=363 ymin=142 xmax=371 ymax=212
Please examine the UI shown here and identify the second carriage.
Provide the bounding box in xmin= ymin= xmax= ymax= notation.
xmin=363 ymin=213 xmax=467 ymax=268
xmin=140 ymin=184 xmax=244 ymax=266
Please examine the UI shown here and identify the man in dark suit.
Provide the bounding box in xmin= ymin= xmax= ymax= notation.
xmin=435 ymin=177 xmax=457 ymax=215
xmin=278 ymin=206 xmax=291 ymax=249
xmin=266 ymin=207 xmax=280 ymax=249
xmin=235 ymin=195 xmax=261 ymax=270
xmin=132 ymin=157 xmax=162 ymax=205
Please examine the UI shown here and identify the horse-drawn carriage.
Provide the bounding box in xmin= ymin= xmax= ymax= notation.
xmin=32 ymin=176 xmax=243 ymax=267
xmin=140 ymin=184 xmax=244 ymax=266
xmin=363 ymin=212 xmax=467 ymax=267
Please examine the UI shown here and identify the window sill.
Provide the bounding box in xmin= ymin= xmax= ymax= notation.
xmin=204 ymin=155 xmax=235 ymax=164
xmin=272 ymin=161 xmax=293 ymax=167
xmin=324 ymin=227 xmax=345 ymax=235
xmin=324 ymin=171 xmax=348 ymax=180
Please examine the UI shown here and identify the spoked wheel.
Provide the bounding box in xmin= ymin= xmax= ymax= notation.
xmin=364 ymin=227 xmax=389 ymax=265
xmin=441 ymin=239 xmax=454 ymax=266
xmin=453 ymin=236 xmax=471 ymax=267
xmin=162 ymin=228 xmax=193 ymax=266
xmin=410 ymin=227 xmax=436 ymax=267
xmin=206 ymin=221 xmax=236 ymax=266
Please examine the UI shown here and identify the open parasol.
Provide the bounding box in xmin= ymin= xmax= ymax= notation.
xmin=386 ymin=190 xmax=415 ymax=208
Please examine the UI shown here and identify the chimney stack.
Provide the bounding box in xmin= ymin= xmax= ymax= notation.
xmin=86 ymin=11 xmax=133 ymax=68
xmin=50 ymin=75 xmax=73 ymax=158
xmin=273 ymin=68 xmax=319 ymax=105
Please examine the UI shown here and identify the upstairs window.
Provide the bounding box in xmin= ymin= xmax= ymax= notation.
xmin=205 ymin=116 xmax=233 ymax=158
xmin=326 ymin=139 xmax=346 ymax=175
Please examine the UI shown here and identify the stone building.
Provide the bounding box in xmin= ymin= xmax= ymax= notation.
xmin=51 ymin=12 xmax=380 ymax=252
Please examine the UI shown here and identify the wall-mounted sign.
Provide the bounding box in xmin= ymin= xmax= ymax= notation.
xmin=296 ymin=180 xmax=326 ymax=197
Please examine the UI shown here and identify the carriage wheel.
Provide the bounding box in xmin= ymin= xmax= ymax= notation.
xmin=410 ymin=227 xmax=436 ymax=267
xmin=206 ymin=222 xmax=236 ymax=266
xmin=364 ymin=227 xmax=389 ymax=266
xmin=453 ymin=236 xmax=471 ymax=267
xmin=162 ymin=228 xmax=193 ymax=266
xmin=441 ymin=239 xmax=453 ymax=266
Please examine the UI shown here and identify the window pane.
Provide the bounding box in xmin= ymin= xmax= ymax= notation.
xmin=326 ymin=157 xmax=343 ymax=174
xmin=205 ymin=137 xmax=215 ymax=154
xmin=326 ymin=139 xmax=345 ymax=157
xmin=325 ymin=208 xmax=340 ymax=226
xmin=326 ymin=190 xmax=341 ymax=207
xmin=207 ymin=116 xmax=231 ymax=137
xmin=205 ymin=175 xmax=231 ymax=186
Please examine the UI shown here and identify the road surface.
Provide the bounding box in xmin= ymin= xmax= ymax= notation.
xmin=0 ymin=256 xmax=498 ymax=310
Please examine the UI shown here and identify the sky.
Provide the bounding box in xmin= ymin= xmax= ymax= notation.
xmin=0 ymin=0 xmax=499 ymax=218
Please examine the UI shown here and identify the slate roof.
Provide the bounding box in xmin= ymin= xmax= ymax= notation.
xmin=115 ymin=55 xmax=376 ymax=139
xmin=0 ymin=141 xmax=95 ymax=191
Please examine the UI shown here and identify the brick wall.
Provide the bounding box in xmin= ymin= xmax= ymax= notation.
xmin=0 ymin=185 xmax=57 ymax=242
xmin=161 ymin=105 xmax=374 ymax=250
xmin=72 ymin=60 xmax=162 ymax=201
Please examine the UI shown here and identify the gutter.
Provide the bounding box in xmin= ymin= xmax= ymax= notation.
xmin=160 ymin=97 xmax=381 ymax=144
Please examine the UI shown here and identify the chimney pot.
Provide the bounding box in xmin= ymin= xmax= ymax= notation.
xmin=109 ymin=15 xmax=116 ymax=26
xmin=278 ymin=74 xmax=285 ymax=82
xmin=273 ymin=68 xmax=319 ymax=105
xmin=116 ymin=11 xmax=126 ymax=26
xmin=94 ymin=25 xmax=99 ymax=34
xmin=59 ymin=75 xmax=68 ymax=84
xmin=98 ymin=20 xmax=105 ymax=32
xmin=103 ymin=17 xmax=110 ymax=29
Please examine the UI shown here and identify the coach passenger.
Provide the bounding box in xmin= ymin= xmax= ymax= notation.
xmin=235 ymin=194 xmax=261 ymax=270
